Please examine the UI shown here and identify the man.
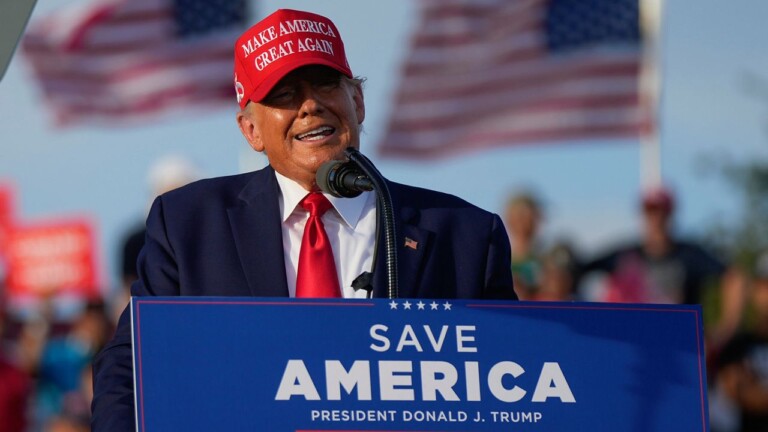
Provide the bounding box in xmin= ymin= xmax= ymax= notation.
xmin=504 ymin=191 xmax=543 ymax=299
xmin=91 ymin=9 xmax=516 ymax=431
xmin=581 ymin=186 xmax=744 ymax=340
xmin=116 ymin=155 xmax=199 ymax=323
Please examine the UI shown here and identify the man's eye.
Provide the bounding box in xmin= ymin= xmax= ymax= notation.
xmin=315 ymin=78 xmax=340 ymax=89
xmin=266 ymin=88 xmax=294 ymax=102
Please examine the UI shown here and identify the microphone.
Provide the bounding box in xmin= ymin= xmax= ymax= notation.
xmin=317 ymin=149 xmax=400 ymax=300
xmin=316 ymin=160 xmax=373 ymax=198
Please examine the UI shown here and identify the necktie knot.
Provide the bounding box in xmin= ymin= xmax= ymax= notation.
xmin=301 ymin=192 xmax=332 ymax=217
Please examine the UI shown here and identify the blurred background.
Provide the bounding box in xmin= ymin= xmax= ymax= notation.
xmin=1 ymin=0 xmax=768 ymax=430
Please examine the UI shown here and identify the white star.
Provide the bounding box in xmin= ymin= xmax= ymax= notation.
xmin=443 ymin=301 xmax=452 ymax=311
xmin=389 ymin=300 xmax=398 ymax=310
xmin=430 ymin=301 xmax=439 ymax=310
xmin=416 ymin=301 xmax=426 ymax=310
xmin=403 ymin=301 xmax=412 ymax=310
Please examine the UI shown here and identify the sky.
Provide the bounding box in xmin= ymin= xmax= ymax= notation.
xmin=1 ymin=0 xmax=767 ymax=296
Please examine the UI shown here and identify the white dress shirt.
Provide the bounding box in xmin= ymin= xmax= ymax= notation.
xmin=275 ymin=171 xmax=377 ymax=298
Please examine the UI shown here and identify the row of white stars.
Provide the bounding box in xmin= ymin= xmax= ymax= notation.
xmin=388 ymin=300 xmax=452 ymax=311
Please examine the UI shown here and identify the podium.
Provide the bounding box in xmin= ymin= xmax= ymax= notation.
xmin=131 ymin=297 xmax=709 ymax=431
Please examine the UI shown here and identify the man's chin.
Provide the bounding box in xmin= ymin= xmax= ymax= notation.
xmin=318 ymin=144 xmax=353 ymax=163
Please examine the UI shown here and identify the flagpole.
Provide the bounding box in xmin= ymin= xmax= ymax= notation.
xmin=639 ymin=0 xmax=664 ymax=189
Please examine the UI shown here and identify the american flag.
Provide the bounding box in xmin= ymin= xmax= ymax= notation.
xmin=404 ymin=237 xmax=419 ymax=250
xmin=21 ymin=0 xmax=246 ymax=126
xmin=378 ymin=0 xmax=653 ymax=158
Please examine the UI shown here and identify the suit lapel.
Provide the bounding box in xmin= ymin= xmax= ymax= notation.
xmin=372 ymin=185 xmax=432 ymax=299
xmin=227 ymin=167 xmax=289 ymax=297
xmin=396 ymin=212 xmax=432 ymax=298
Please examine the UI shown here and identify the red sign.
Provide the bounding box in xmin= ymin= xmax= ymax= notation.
xmin=0 ymin=183 xmax=15 ymax=258
xmin=5 ymin=218 xmax=99 ymax=299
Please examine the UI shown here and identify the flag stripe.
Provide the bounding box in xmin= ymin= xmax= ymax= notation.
xmin=80 ymin=17 xmax=173 ymax=45
xmin=25 ymin=49 xmax=232 ymax=84
xmin=397 ymin=57 xmax=639 ymax=103
xmin=388 ymin=105 xmax=644 ymax=147
xmin=55 ymin=89 xmax=232 ymax=126
xmin=33 ymin=60 xmax=232 ymax=103
xmin=24 ymin=34 xmax=234 ymax=56
xmin=414 ymin=10 xmax=541 ymax=48
xmin=24 ymin=31 xmax=237 ymax=74
xmin=390 ymin=94 xmax=642 ymax=132
xmin=384 ymin=106 xmax=645 ymax=151
xmin=59 ymin=85 xmax=231 ymax=116
xmin=406 ymin=36 xmax=543 ymax=72
xmin=380 ymin=124 xmax=643 ymax=159
xmin=53 ymin=86 xmax=232 ymax=126
xmin=409 ymin=2 xmax=542 ymax=59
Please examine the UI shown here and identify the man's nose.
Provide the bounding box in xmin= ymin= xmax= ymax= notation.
xmin=297 ymin=82 xmax=325 ymax=117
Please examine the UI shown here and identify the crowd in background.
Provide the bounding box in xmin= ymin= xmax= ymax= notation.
xmin=0 ymin=298 xmax=109 ymax=432
xmin=0 ymin=180 xmax=766 ymax=431
xmin=504 ymin=186 xmax=767 ymax=432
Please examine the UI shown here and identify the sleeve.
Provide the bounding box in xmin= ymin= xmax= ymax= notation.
xmin=483 ymin=213 xmax=518 ymax=300
xmin=91 ymin=195 xmax=180 ymax=431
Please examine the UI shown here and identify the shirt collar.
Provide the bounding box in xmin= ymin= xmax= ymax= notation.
xmin=274 ymin=170 xmax=373 ymax=229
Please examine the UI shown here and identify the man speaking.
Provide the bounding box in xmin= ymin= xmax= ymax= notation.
xmin=92 ymin=9 xmax=516 ymax=431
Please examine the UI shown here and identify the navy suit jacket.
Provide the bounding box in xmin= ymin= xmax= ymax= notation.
xmin=91 ymin=166 xmax=516 ymax=430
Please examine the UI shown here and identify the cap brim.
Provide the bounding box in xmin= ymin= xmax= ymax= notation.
xmin=244 ymin=57 xmax=352 ymax=106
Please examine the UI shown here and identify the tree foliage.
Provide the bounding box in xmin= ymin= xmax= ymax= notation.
xmin=705 ymin=158 xmax=768 ymax=269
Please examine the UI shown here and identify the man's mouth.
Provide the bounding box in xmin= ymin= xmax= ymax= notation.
xmin=295 ymin=126 xmax=335 ymax=141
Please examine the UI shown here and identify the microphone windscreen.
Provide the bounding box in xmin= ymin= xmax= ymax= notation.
xmin=316 ymin=160 xmax=343 ymax=195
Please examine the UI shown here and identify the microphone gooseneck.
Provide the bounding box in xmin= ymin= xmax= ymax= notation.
xmin=343 ymin=147 xmax=399 ymax=300
xmin=314 ymin=150 xmax=399 ymax=299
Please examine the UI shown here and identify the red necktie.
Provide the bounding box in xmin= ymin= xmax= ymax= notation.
xmin=296 ymin=192 xmax=341 ymax=298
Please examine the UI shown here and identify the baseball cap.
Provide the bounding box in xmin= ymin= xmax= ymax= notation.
xmin=233 ymin=9 xmax=353 ymax=109
xmin=641 ymin=186 xmax=674 ymax=213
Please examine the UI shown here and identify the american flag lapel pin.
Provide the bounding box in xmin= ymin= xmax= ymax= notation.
xmin=404 ymin=237 xmax=418 ymax=250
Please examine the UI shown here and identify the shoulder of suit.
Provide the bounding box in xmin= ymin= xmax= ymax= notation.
xmin=388 ymin=180 xmax=495 ymax=217
xmin=159 ymin=169 xmax=267 ymax=208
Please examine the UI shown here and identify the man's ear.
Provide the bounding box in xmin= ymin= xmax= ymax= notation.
xmin=351 ymin=82 xmax=365 ymax=125
xmin=236 ymin=108 xmax=265 ymax=152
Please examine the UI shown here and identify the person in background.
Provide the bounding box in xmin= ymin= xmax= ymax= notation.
xmin=35 ymin=302 xmax=110 ymax=428
xmin=536 ymin=241 xmax=581 ymax=301
xmin=0 ymin=286 xmax=31 ymax=432
xmin=715 ymin=252 xmax=768 ymax=432
xmin=505 ymin=191 xmax=543 ymax=300
xmin=581 ymin=186 xmax=745 ymax=344
xmin=115 ymin=155 xmax=199 ymax=324
xmin=43 ymin=365 xmax=93 ymax=432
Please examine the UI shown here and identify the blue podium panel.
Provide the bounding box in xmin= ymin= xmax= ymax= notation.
xmin=131 ymin=298 xmax=709 ymax=432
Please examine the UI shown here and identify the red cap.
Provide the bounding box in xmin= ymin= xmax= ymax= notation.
xmin=233 ymin=9 xmax=353 ymax=109
xmin=641 ymin=186 xmax=674 ymax=212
